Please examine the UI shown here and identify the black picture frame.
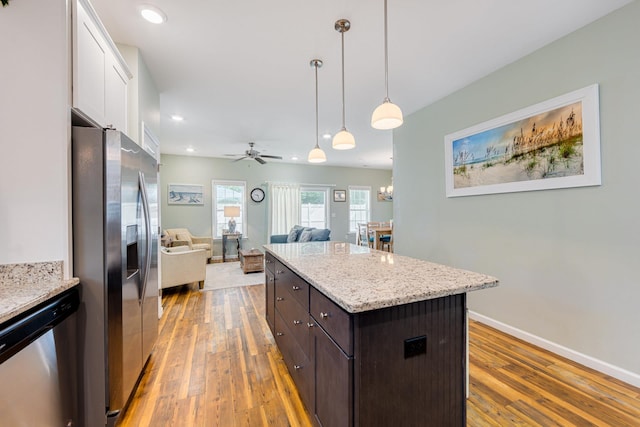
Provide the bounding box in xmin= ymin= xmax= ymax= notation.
xmin=333 ymin=190 xmax=346 ymax=202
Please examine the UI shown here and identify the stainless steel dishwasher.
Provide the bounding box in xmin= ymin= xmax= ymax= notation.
xmin=0 ymin=287 xmax=79 ymax=426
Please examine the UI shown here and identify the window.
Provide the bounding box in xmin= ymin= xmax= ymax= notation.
xmin=348 ymin=186 xmax=370 ymax=232
xmin=212 ymin=180 xmax=246 ymax=238
xmin=300 ymin=187 xmax=330 ymax=229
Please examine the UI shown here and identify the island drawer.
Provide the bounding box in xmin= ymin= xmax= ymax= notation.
xmin=274 ymin=312 xmax=313 ymax=407
xmin=265 ymin=252 xmax=276 ymax=274
xmin=275 ymin=284 xmax=310 ymax=355
xmin=275 ymin=262 xmax=309 ymax=309
xmin=310 ymin=286 xmax=353 ymax=356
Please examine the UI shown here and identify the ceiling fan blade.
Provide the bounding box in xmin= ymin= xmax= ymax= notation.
xmin=232 ymin=156 xmax=248 ymax=162
xmin=255 ymin=157 xmax=266 ymax=164
xmin=224 ymin=154 xmax=240 ymax=157
xmin=259 ymin=155 xmax=283 ymax=159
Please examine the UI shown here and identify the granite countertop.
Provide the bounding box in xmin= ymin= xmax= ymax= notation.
xmin=0 ymin=261 xmax=80 ymax=324
xmin=264 ymin=242 xmax=499 ymax=313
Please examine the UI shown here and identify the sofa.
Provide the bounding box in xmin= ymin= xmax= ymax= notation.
xmin=270 ymin=225 xmax=331 ymax=244
xmin=161 ymin=246 xmax=207 ymax=290
xmin=164 ymin=228 xmax=213 ymax=260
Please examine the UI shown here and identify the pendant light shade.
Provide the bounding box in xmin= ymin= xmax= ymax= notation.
xmin=333 ymin=19 xmax=355 ymax=150
xmin=371 ymin=99 xmax=403 ymax=130
xmin=308 ymin=59 xmax=327 ymax=163
xmin=308 ymin=146 xmax=327 ymax=163
xmin=332 ymin=129 xmax=356 ymax=150
xmin=371 ymin=0 xmax=403 ymax=130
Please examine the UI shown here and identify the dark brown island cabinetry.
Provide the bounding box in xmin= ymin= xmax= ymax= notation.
xmin=265 ymin=251 xmax=467 ymax=427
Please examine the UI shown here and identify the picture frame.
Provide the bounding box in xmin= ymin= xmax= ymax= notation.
xmin=333 ymin=189 xmax=346 ymax=202
xmin=168 ymin=183 xmax=204 ymax=205
xmin=444 ymin=84 xmax=601 ymax=197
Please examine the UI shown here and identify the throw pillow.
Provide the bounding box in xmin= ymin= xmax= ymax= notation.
xmin=286 ymin=227 xmax=300 ymax=243
xmin=310 ymin=228 xmax=331 ymax=241
xmin=298 ymin=230 xmax=313 ymax=242
xmin=175 ymin=233 xmax=192 ymax=244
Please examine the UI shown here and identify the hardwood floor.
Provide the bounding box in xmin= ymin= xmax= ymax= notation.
xmin=117 ymin=284 xmax=640 ymax=426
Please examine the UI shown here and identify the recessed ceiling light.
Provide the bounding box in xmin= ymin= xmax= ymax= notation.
xmin=171 ymin=114 xmax=184 ymax=121
xmin=139 ymin=5 xmax=167 ymax=24
xmin=322 ymin=133 xmax=332 ymax=140
xmin=291 ymin=156 xmax=299 ymax=161
xmin=186 ymin=147 xmax=195 ymax=153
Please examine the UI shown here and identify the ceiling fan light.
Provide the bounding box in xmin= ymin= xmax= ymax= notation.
xmin=308 ymin=147 xmax=327 ymax=163
xmin=371 ymin=100 xmax=403 ymax=130
xmin=332 ymin=129 xmax=355 ymax=150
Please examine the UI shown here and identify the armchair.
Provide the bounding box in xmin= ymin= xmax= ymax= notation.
xmin=164 ymin=228 xmax=213 ymax=260
xmin=160 ymin=246 xmax=207 ymax=290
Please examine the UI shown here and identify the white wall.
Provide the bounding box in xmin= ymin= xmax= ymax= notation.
xmin=0 ymin=0 xmax=71 ymax=276
xmin=393 ymin=2 xmax=640 ymax=383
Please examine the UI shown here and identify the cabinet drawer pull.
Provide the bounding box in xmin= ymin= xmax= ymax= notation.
xmin=293 ymin=365 xmax=302 ymax=370
xmin=292 ymin=285 xmax=301 ymax=291
xmin=320 ymin=312 xmax=329 ymax=319
xmin=276 ymin=270 xmax=285 ymax=274
xmin=276 ymin=297 xmax=284 ymax=301
xmin=293 ymin=320 xmax=302 ymax=325
xmin=276 ymin=332 xmax=284 ymax=336
xmin=307 ymin=322 xmax=315 ymax=328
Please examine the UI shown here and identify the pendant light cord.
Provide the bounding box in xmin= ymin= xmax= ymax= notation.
xmin=384 ymin=0 xmax=390 ymax=102
xmin=341 ymin=30 xmax=346 ymax=129
xmin=315 ymin=62 xmax=320 ymax=149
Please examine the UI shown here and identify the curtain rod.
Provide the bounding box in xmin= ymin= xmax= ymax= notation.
xmin=263 ymin=181 xmax=336 ymax=187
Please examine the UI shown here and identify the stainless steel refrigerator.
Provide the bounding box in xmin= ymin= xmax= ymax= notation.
xmin=72 ymin=126 xmax=159 ymax=426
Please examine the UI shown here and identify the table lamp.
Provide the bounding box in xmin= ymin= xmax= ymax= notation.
xmin=224 ymin=206 xmax=240 ymax=233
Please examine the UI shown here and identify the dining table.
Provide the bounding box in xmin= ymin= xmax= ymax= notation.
xmin=369 ymin=225 xmax=393 ymax=250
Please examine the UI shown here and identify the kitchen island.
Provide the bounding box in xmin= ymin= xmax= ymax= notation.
xmin=264 ymin=242 xmax=499 ymax=427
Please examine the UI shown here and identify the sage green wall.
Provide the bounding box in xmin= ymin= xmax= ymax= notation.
xmin=393 ymin=2 xmax=640 ymax=375
xmin=160 ymin=154 xmax=393 ymax=256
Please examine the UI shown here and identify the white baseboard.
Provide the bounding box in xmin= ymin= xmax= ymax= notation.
xmin=469 ymin=311 xmax=640 ymax=388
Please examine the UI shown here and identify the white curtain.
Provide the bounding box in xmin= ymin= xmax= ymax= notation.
xmin=268 ymin=182 xmax=300 ymax=236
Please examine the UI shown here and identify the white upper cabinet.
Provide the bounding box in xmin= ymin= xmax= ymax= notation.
xmin=73 ymin=0 xmax=131 ymax=132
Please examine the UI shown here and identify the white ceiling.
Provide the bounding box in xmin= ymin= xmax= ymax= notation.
xmin=90 ymin=0 xmax=631 ymax=170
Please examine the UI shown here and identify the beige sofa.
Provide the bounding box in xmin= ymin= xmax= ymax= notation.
xmin=160 ymin=246 xmax=207 ymax=290
xmin=164 ymin=228 xmax=213 ymax=261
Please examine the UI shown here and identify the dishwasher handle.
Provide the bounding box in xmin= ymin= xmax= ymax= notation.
xmin=0 ymin=287 xmax=79 ymax=364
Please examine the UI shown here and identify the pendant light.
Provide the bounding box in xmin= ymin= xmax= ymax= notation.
xmin=371 ymin=0 xmax=403 ymax=130
xmin=308 ymin=59 xmax=327 ymax=163
xmin=332 ymin=19 xmax=355 ymax=150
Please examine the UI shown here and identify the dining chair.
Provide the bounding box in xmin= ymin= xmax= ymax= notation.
xmin=379 ymin=221 xmax=393 ymax=252
xmin=356 ymin=223 xmax=369 ymax=246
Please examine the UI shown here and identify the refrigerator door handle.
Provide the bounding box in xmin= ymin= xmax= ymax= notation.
xmin=138 ymin=171 xmax=152 ymax=304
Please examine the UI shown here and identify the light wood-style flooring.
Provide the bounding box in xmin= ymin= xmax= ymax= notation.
xmin=117 ymin=283 xmax=640 ymax=426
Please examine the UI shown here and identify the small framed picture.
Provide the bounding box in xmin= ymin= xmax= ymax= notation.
xmin=333 ymin=190 xmax=346 ymax=202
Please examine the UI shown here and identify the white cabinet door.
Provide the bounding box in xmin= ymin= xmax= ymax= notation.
xmin=74 ymin=2 xmax=106 ymax=125
xmin=105 ymin=57 xmax=128 ymax=131
xmin=73 ymin=0 xmax=130 ymax=132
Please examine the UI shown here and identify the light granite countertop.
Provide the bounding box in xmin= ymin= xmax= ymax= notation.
xmin=264 ymin=242 xmax=499 ymax=313
xmin=0 ymin=261 xmax=80 ymax=324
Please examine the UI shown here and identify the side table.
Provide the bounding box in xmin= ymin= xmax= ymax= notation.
xmin=222 ymin=232 xmax=242 ymax=262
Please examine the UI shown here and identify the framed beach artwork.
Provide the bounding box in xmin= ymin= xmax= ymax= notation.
xmin=444 ymin=84 xmax=601 ymax=197
xmin=333 ymin=190 xmax=347 ymax=202
xmin=168 ymin=183 xmax=204 ymax=205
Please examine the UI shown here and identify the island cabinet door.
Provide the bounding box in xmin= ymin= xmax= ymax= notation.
xmin=265 ymin=270 xmax=275 ymax=334
xmin=312 ymin=324 xmax=353 ymax=427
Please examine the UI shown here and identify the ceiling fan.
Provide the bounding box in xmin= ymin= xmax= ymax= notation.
xmin=225 ymin=142 xmax=283 ymax=164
